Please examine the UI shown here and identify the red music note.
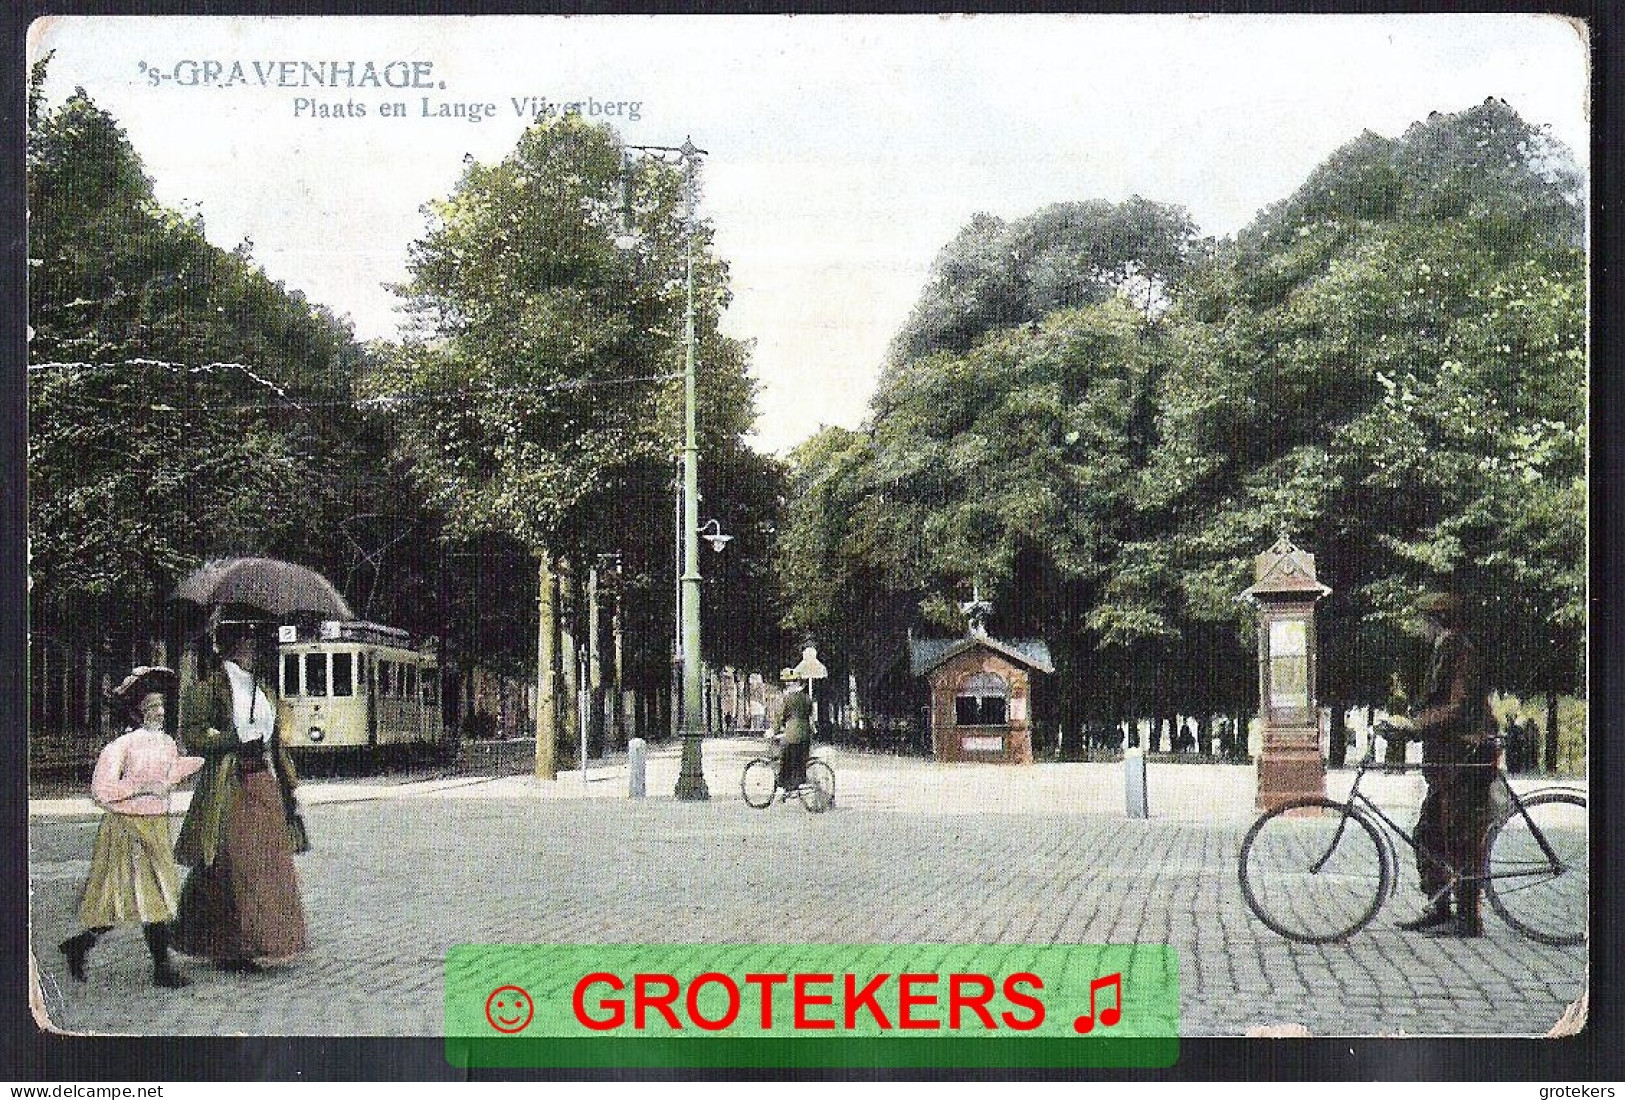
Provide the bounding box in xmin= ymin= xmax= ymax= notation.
xmin=1072 ymin=972 xmax=1122 ymax=1034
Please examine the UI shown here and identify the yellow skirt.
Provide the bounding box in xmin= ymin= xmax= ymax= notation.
xmin=78 ymin=813 xmax=182 ymax=927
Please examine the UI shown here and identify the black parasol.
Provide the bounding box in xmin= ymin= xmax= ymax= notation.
xmin=170 ymin=556 xmax=355 ymax=620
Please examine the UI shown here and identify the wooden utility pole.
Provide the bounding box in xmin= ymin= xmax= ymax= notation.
xmin=612 ymin=573 xmax=626 ymax=746
xmin=534 ymin=549 xmax=557 ymax=781
xmin=588 ymin=563 xmax=603 ymax=757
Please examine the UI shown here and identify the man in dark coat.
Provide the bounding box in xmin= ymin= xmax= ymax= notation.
xmin=775 ymin=674 xmax=813 ymax=796
xmin=1389 ymin=592 xmax=1497 ymax=937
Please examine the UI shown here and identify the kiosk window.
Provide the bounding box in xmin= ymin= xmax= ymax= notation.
xmin=282 ymin=653 xmax=300 ymax=697
xmin=304 ymin=653 xmax=328 ymax=697
xmin=956 ymin=671 xmax=1009 ymax=726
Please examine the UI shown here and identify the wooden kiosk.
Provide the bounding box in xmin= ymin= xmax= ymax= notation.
xmin=909 ymin=596 xmax=1052 ymax=765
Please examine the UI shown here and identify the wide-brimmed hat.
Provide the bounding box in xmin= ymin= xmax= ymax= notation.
xmin=110 ymin=666 xmax=178 ymax=709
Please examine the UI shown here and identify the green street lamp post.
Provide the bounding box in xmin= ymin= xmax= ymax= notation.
xmin=619 ymin=138 xmax=711 ymax=800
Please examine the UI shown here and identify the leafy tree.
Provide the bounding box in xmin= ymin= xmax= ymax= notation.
xmin=27 ymin=84 xmax=384 ymax=669
xmin=783 ymin=300 xmax=1175 ymax=737
xmin=888 ymin=198 xmax=1205 ymax=364
xmin=370 ymin=114 xmax=777 ymax=692
xmin=783 ymin=100 xmax=1584 ymax=749
xmin=1118 ymin=99 xmax=1586 ymax=723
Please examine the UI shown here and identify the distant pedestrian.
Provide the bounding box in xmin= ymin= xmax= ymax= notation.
xmin=59 ymin=666 xmax=203 ymax=988
xmin=1384 ymin=591 xmax=1497 ymax=938
xmin=1516 ymin=716 xmax=1540 ymax=773
xmin=173 ymin=618 xmax=308 ymax=970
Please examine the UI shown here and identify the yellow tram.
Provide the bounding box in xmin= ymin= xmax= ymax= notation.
xmin=276 ymin=620 xmax=447 ymax=753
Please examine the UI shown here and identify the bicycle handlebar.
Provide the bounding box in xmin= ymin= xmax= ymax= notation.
xmin=1358 ymin=726 xmax=1503 ymax=770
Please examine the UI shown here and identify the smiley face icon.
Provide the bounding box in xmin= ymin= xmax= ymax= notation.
xmin=485 ymin=985 xmax=535 ymax=1033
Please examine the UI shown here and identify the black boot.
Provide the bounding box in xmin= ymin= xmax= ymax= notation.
xmin=1398 ymin=896 xmax=1454 ymax=932
xmin=142 ymin=923 xmax=190 ymax=988
xmin=216 ymin=957 xmax=266 ymax=973
xmin=58 ymin=928 xmax=108 ymax=982
xmin=1435 ymin=884 xmax=1483 ymax=938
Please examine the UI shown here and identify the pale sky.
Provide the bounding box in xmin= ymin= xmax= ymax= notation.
xmin=29 ymin=14 xmax=1590 ymax=455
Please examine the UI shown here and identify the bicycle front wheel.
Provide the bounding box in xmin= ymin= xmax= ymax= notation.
xmin=741 ymin=758 xmax=777 ymax=809
xmin=800 ymin=760 xmax=835 ymax=814
xmin=1239 ymin=798 xmax=1390 ymax=943
xmin=1484 ymin=790 xmax=1587 ymax=946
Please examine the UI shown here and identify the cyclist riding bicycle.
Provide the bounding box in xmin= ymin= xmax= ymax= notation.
xmin=775 ymin=670 xmax=813 ymax=795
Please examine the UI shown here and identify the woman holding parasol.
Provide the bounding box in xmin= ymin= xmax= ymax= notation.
xmin=167 ymin=558 xmax=347 ymax=970
xmin=170 ymin=594 xmax=323 ymax=970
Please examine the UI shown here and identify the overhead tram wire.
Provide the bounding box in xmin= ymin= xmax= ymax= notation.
xmin=29 ymin=358 xmax=683 ymax=414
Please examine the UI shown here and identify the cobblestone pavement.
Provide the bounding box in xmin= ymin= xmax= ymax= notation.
xmin=28 ymin=738 xmax=1588 ymax=1040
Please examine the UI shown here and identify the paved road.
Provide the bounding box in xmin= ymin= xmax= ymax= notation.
xmin=28 ymin=738 xmax=1587 ymax=1039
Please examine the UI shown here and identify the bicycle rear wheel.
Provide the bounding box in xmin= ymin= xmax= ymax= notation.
xmin=1484 ymin=790 xmax=1587 ymax=946
xmin=800 ymin=760 xmax=835 ymax=814
xmin=1239 ymin=798 xmax=1390 ymax=943
xmin=741 ymin=758 xmax=777 ymax=809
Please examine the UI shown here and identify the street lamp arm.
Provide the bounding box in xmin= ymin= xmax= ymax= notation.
xmin=699 ymin=518 xmax=732 ymax=552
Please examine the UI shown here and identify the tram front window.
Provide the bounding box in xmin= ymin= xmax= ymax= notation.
xmin=333 ymin=651 xmax=354 ymax=696
xmin=305 ymin=652 xmax=328 ymax=697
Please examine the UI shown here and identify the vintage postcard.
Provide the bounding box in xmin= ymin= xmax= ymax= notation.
xmin=23 ymin=12 xmax=1590 ymax=1070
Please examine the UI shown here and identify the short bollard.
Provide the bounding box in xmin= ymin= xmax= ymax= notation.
xmin=627 ymin=738 xmax=647 ymax=799
xmin=1124 ymin=746 xmax=1149 ymax=819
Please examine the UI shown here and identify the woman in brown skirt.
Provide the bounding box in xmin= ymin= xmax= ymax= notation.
xmin=173 ymin=618 xmax=308 ymax=971
xmin=59 ymin=666 xmax=203 ymax=987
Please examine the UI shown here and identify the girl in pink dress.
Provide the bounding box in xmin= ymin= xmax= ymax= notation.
xmin=58 ymin=667 xmax=204 ymax=988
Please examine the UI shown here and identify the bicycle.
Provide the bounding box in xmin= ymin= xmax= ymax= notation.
xmin=741 ymin=738 xmax=835 ymax=813
xmin=1238 ymin=732 xmax=1586 ymax=945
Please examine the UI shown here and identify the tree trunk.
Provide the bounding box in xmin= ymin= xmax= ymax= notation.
xmin=610 ymin=594 xmax=625 ymax=748
xmin=1328 ymin=704 xmax=1348 ymax=767
xmin=587 ymin=564 xmax=603 ymax=758
xmin=61 ymin=647 xmax=73 ymax=742
xmin=534 ymin=549 xmax=557 ymax=780
xmin=1544 ymin=689 xmax=1560 ymax=774
xmin=83 ymin=646 xmax=96 ymax=740
xmin=558 ymin=559 xmax=578 ymax=759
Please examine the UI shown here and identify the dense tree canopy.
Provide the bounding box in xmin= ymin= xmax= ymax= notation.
xmin=887 ymin=198 xmax=1206 ymax=364
xmin=1128 ymin=99 xmax=1585 ymax=708
xmin=780 ymin=99 xmax=1586 ymax=735
xmin=27 ymin=83 xmax=391 ymax=660
xmin=369 ymin=115 xmax=787 ymax=684
xmin=29 ymin=69 xmax=789 ymax=737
